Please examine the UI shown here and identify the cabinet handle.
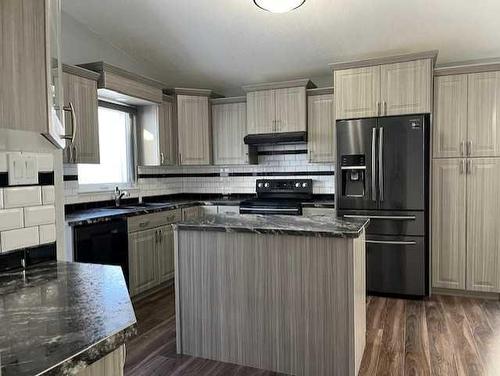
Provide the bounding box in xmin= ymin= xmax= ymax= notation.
xmin=460 ymin=141 xmax=465 ymax=156
xmin=467 ymin=141 xmax=472 ymax=156
xmin=466 ymin=160 xmax=472 ymax=175
xmin=377 ymin=102 xmax=381 ymax=116
xmin=384 ymin=101 xmax=387 ymax=116
xmin=73 ymin=145 xmax=78 ymax=163
xmin=139 ymin=221 xmax=150 ymax=228
xmin=61 ymin=102 xmax=77 ymax=144
xmin=160 ymin=152 xmax=165 ymax=165
xmin=460 ymin=159 xmax=465 ymax=174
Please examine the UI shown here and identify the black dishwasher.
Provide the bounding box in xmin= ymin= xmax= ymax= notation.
xmin=73 ymin=219 xmax=129 ymax=287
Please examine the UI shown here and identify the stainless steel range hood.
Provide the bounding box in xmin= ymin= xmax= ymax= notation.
xmin=244 ymin=131 xmax=307 ymax=145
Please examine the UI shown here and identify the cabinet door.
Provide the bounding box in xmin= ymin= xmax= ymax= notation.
xmin=275 ymin=87 xmax=306 ymax=132
xmin=177 ymin=95 xmax=211 ymax=165
xmin=466 ymin=158 xmax=500 ymax=292
xmin=246 ymin=90 xmax=275 ymax=134
xmin=467 ymin=72 xmax=500 ymax=157
xmin=157 ymin=225 xmax=175 ymax=283
xmin=431 ymin=159 xmax=467 ymax=290
xmin=128 ymin=229 xmax=158 ymax=297
xmin=159 ymin=100 xmax=177 ymax=165
xmin=433 ymin=75 xmax=468 ymax=158
xmin=63 ymin=72 xmax=99 ymax=163
xmin=380 ymin=59 xmax=432 ymax=116
xmin=308 ymin=94 xmax=335 ymax=163
xmin=334 ymin=66 xmax=381 ymax=120
xmin=212 ymin=102 xmax=248 ymax=165
xmin=0 ymin=0 xmax=47 ymax=134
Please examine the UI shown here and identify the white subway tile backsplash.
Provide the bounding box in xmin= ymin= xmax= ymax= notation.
xmin=42 ymin=186 xmax=55 ymax=204
xmin=39 ymin=224 xmax=56 ymax=244
xmin=36 ymin=154 xmax=54 ymax=172
xmin=4 ymin=187 xmax=42 ymax=208
xmin=0 ymin=209 xmax=24 ymax=231
xmin=24 ymin=205 xmax=55 ymax=227
xmin=0 ymin=227 xmax=39 ymax=253
xmin=0 ymin=153 xmax=8 ymax=172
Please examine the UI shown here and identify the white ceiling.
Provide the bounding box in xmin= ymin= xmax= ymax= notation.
xmin=63 ymin=0 xmax=500 ymax=93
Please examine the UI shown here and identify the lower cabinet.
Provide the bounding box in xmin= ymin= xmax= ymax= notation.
xmin=128 ymin=228 xmax=158 ymax=297
xmin=157 ymin=225 xmax=175 ymax=284
xmin=432 ymin=158 xmax=500 ymax=292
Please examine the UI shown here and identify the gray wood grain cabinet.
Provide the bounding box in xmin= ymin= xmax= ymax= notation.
xmin=0 ymin=0 xmax=66 ymax=148
xmin=211 ymin=97 xmax=248 ymax=165
xmin=62 ymin=66 xmax=100 ymax=164
xmin=127 ymin=209 xmax=181 ymax=297
xmin=433 ymin=71 xmax=500 ymax=159
xmin=332 ymin=52 xmax=436 ymax=120
xmin=307 ymin=88 xmax=336 ymax=163
xmin=432 ymin=157 xmax=500 ymax=293
xmin=244 ymin=79 xmax=314 ymax=135
xmin=138 ymin=95 xmax=177 ymax=166
xmin=177 ymin=95 xmax=212 ymax=165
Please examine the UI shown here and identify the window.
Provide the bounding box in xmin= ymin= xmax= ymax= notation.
xmin=78 ymin=105 xmax=135 ymax=190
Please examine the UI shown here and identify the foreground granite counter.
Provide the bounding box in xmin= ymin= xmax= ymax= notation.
xmin=174 ymin=213 xmax=367 ymax=238
xmin=174 ymin=214 xmax=367 ymax=375
xmin=0 ymin=262 xmax=136 ymax=376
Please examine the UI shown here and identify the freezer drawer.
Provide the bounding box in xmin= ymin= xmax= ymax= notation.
xmin=338 ymin=210 xmax=425 ymax=236
xmin=366 ymin=235 xmax=427 ymax=297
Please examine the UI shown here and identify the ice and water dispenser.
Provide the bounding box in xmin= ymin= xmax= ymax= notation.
xmin=340 ymin=154 xmax=366 ymax=198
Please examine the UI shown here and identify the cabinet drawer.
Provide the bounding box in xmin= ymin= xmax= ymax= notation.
xmin=128 ymin=209 xmax=181 ymax=233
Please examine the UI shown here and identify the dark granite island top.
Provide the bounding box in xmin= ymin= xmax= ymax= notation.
xmin=174 ymin=213 xmax=368 ymax=238
xmin=0 ymin=262 xmax=136 ymax=376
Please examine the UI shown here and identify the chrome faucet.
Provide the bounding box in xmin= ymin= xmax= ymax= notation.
xmin=114 ymin=186 xmax=129 ymax=207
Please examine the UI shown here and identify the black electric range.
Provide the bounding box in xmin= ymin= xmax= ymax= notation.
xmin=239 ymin=179 xmax=313 ymax=215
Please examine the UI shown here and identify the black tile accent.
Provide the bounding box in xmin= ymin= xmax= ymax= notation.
xmin=38 ymin=172 xmax=54 ymax=186
xmin=64 ymin=175 xmax=79 ymax=182
xmin=257 ymin=149 xmax=308 ymax=156
xmin=0 ymin=172 xmax=7 ymax=187
xmin=138 ymin=170 xmax=334 ymax=179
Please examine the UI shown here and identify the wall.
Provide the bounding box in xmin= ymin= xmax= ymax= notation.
xmin=64 ymin=144 xmax=335 ymax=204
xmin=0 ymin=129 xmax=65 ymax=261
xmin=61 ymin=12 xmax=166 ymax=84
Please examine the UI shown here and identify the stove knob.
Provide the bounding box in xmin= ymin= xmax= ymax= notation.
xmin=302 ymin=182 xmax=308 ymax=188
xmin=257 ymin=183 xmax=263 ymax=188
xmin=264 ymin=182 xmax=270 ymax=188
xmin=295 ymin=182 xmax=301 ymax=188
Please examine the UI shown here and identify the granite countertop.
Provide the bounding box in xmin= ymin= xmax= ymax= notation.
xmin=0 ymin=261 xmax=136 ymax=376
xmin=65 ymin=198 xmax=336 ymax=226
xmin=174 ymin=213 xmax=367 ymax=238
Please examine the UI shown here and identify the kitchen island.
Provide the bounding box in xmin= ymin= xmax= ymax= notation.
xmin=0 ymin=262 xmax=136 ymax=376
xmin=174 ymin=214 xmax=368 ymax=376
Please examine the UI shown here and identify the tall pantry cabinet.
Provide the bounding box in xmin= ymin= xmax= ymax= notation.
xmin=432 ymin=67 xmax=500 ymax=292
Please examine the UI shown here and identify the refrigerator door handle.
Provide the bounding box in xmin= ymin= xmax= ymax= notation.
xmin=378 ymin=127 xmax=384 ymax=202
xmin=371 ymin=128 xmax=377 ymax=201
xmin=366 ymin=240 xmax=417 ymax=245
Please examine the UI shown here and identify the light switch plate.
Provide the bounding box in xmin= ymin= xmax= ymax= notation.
xmin=8 ymin=154 xmax=39 ymax=186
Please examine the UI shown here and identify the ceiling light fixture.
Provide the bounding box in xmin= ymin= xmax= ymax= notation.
xmin=253 ymin=0 xmax=306 ymax=13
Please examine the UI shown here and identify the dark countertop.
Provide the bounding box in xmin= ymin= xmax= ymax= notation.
xmin=65 ymin=198 xmax=335 ymax=226
xmin=0 ymin=261 xmax=136 ymax=376
xmin=174 ymin=214 xmax=367 ymax=238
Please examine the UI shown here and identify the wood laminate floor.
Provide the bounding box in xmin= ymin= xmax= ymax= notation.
xmin=124 ymin=287 xmax=500 ymax=376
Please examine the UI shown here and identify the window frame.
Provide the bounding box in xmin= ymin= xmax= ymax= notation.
xmin=78 ymin=101 xmax=138 ymax=193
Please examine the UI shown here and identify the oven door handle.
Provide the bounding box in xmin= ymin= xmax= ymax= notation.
xmin=366 ymin=240 xmax=417 ymax=245
xmin=343 ymin=215 xmax=416 ymax=220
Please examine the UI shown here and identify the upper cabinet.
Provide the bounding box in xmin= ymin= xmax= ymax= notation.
xmin=332 ymin=51 xmax=437 ymax=120
xmin=173 ymin=89 xmax=217 ymax=165
xmin=433 ymin=68 xmax=500 ymax=158
xmin=334 ymin=66 xmax=381 ymax=120
xmin=211 ymin=98 xmax=248 ymax=165
xmin=244 ymin=79 xmax=315 ymax=135
xmin=62 ymin=65 xmax=100 ymax=164
xmin=307 ymin=88 xmax=336 ymax=163
xmin=0 ymin=0 xmax=65 ymax=148
xmin=138 ymin=95 xmax=177 ymax=166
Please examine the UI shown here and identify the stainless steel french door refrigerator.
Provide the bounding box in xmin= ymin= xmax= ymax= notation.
xmin=336 ymin=114 xmax=430 ymax=297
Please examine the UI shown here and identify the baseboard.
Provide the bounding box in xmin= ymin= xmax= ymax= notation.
xmin=432 ymin=287 xmax=500 ymax=300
